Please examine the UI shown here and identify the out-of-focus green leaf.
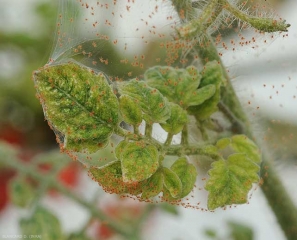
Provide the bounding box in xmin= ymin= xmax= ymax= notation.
xmin=9 ymin=176 xmax=34 ymax=208
xmin=20 ymin=206 xmax=65 ymax=240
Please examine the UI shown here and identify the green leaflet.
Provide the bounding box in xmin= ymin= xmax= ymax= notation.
xmin=163 ymin=167 xmax=182 ymax=198
xmin=119 ymin=95 xmax=142 ymax=126
xmin=20 ymin=206 xmax=65 ymax=240
xmin=115 ymin=140 xmax=128 ymax=160
xmin=170 ymin=157 xmax=197 ymax=198
xmin=187 ymin=61 xmax=224 ymax=120
xmin=145 ymin=65 xmax=215 ymax=109
xmin=118 ymin=79 xmax=170 ymax=124
xmin=120 ymin=141 xmax=159 ymax=182
xmin=33 ymin=62 xmax=119 ymax=153
xmin=89 ymin=161 xmax=143 ymax=195
xmin=216 ymin=135 xmax=261 ymax=164
xmin=9 ymin=176 xmax=34 ymax=208
xmin=205 ymin=153 xmax=260 ymax=210
xmin=141 ymin=170 xmax=164 ymax=199
xmin=160 ymin=102 xmax=188 ymax=135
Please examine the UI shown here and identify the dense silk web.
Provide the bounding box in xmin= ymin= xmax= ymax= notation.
xmin=32 ymin=0 xmax=294 ymax=210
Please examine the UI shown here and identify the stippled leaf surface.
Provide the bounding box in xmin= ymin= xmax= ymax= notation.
xmin=119 ymin=95 xmax=142 ymax=126
xmin=160 ymin=102 xmax=188 ymax=135
xmin=216 ymin=135 xmax=261 ymax=164
xmin=163 ymin=167 xmax=182 ymax=198
xmin=34 ymin=62 xmax=119 ymax=153
xmin=170 ymin=157 xmax=197 ymax=198
xmin=120 ymin=141 xmax=159 ymax=182
xmin=89 ymin=161 xmax=143 ymax=195
xmin=141 ymin=170 xmax=164 ymax=199
xmin=205 ymin=153 xmax=260 ymax=210
xmin=145 ymin=65 xmax=215 ymax=109
xmin=187 ymin=61 xmax=224 ymax=119
xmin=118 ymin=79 xmax=170 ymax=124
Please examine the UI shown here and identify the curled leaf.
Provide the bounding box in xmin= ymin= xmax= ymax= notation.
xmin=163 ymin=167 xmax=182 ymax=198
xmin=187 ymin=61 xmax=224 ymax=120
xmin=119 ymin=79 xmax=170 ymax=124
xmin=89 ymin=161 xmax=143 ymax=195
xmin=160 ymin=102 xmax=188 ymax=135
xmin=170 ymin=157 xmax=197 ymax=198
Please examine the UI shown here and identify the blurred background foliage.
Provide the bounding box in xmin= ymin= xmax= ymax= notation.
xmin=0 ymin=0 xmax=58 ymax=150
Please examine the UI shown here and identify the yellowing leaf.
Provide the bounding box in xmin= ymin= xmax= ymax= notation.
xmin=205 ymin=153 xmax=260 ymax=210
xmin=34 ymin=62 xmax=119 ymax=153
xmin=89 ymin=161 xmax=143 ymax=195
xmin=119 ymin=95 xmax=142 ymax=126
xmin=170 ymin=157 xmax=197 ymax=198
xmin=121 ymin=142 xmax=159 ymax=182
xmin=230 ymin=135 xmax=261 ymax=164
xmin=187 ymin=61 xmax=224 ymax=120
xmin=141 ymin=170 xmax=164 ymax=199
xmin=119 ymin=79 xmax=170 ymax=124
xmin=160 ymin=102 xmax=188 ymax=135
xmin=163 ymin=167 xmax=182 ymax=198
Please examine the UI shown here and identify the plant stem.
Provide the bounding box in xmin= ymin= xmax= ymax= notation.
xmin=165 ymin=144 xmax=220 ymax=159
xmin=181 ymin=125 xmax=189 ymax=145
xmin=171 ymin=1 xmax=297 ymax=239
xmin=164 ymin=133 xmax=174 ymax=146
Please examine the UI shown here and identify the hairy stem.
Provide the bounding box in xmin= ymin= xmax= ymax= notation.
xmin=165 ymin=144 xmax=220 ymax=159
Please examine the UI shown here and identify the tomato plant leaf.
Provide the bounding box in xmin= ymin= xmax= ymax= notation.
xmin=141 ymin=170 xmax=164 ymax=199
xmin=205 ymin=153 xmax=260 ymax=210
xmin=170 ymin=157 xmax=197 ymax=198
xmin=160 ymin=102 xmax=188 ymax=135
xmin=120 ymin=142 xmax=159 ymax=182
xmin=119 ymin=95 xmax=142 ymax=126
xmin=34 ymin=62 xmax=119 ymax=153
xmin=89 ymin=161 xmax=143 ymax=195
xmin=118 ymin=79 xmax=170 ymax=124
xmin=163 ymin=167 xmax=182 ymax=198
xmin=9 ymin=176 xmax=34 ymax=208
xmin=20 ymin=206 xmax=65 ymax=240
xmin=187 ymin=61 xmax=224 ymax=120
